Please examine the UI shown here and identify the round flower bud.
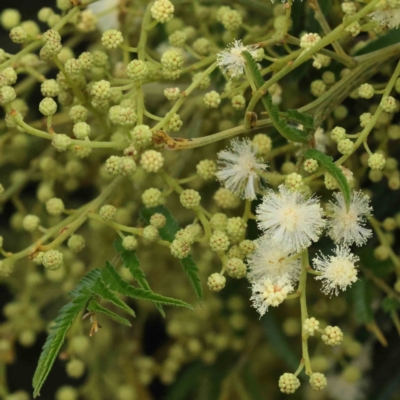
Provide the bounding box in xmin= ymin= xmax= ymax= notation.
xmin=41 ymin=79 xmax=59 ymax=97
xmin=105 ymin=156 xmax=122 ymax=175
xmin=109 ymin=106 xmax=137 ymax=126
xmin=79 ymin=52 xmax=93 ymax=70
xmin=210 ymin=213 xmax=228 ymax=231
xmin=1 ymin=9 xmax=21 ymax=30
xmin=285 ymin=173 xmax=303 ymax=191
xmin=204 ymin=91 xmax=221 ymax=108
xmin=300 ymin=32 xmax=321 ymax=49
xmin=368 ymin=153 xmax=386 ymax=170
xmin=161 ymin=49 xmax=183 ymax=71
xmin=9 ymin=26 xmax=28 ymax=43
xmin=142 ymin=225 xmax=159 ymax=242
xmin=330 ymin=126 xmax=346 ymax=142
xmin=119 ymin=157 xmax=136 ymax=176
xmin=196 ymin=159 xmax=217 ymax=181
xmin=193 ymin=72 xmax=210 ymax=90
xmin=231 ymin=94 xmax=246 ymax=110
xmin=278 ymin=373 xmax=300 ymax=394
xmin=310 ymin=372 xmax=327 ymax=391
xmin=169 ymin=30 xmax=187 ymax=48
xmin=303 ymin=317 xmax=319 ymax=336
xmin=22 ymin=215 xmax=40 ymax=232
xmin=66 ymin=359 xmax=85 ymax=379
xmin=209 ymin=231 xmax=230 ymax=252
xmin=1 ymin=68 xmax=17 ymax=85
xmin=358 ymin=83 xmax=374 ymax=99
xmin=64 ymin=59 xmax=82 ymax=76
xmin=142 ymin=188 xmax=163 ymax=208
xmin=122 ymin=235 xmax=138 ymax=251
xmin=46 ymin=198 xmax=65 ymax=216
xmin=91 ymin=80 xmax=111 ymax=100
xmin=226 ymin=217 xmax=247 ymax=243
xmin=170 ymin=239 xmax=190 ymax=259
xmin=214 ymin=188 xmax=240 ymax=209
xmin=167 ymin=113 xmax=183 ymax=132
xmin=374 ymin=245 xmax=390 ymax=261
xmin=221 ymin=9 xmax=242 ymax=31
xmin=99 ymin=205 xmax=116 ymax=221
xmin=73 ymin=122 xmax=91 ymax=140
xmin=310 ymin=80 xmax=326 ymax=97
xmin=207 ymin=273 xmax=226 ymax=292
xmin=56 ymin=386 xmax=78 ymax=400
xmin=238 ymin=240 xmax=254 ymax=256
xmin=359 ymin=112 xmax=372 ymax=128
xmin=0 ymin=86 xmax=16 ymax=104
xmin=130 ymin=124 xmax=153 ymax=149
xmin=127 ymin=60 xmax=149 ymax=82
xmin=140 ymin=150 xmax=164 ymax=173
xmin=322 ymin=325 xmax=343 ymax=346
xmin=39 ymin=97 xmax=57 ymax=116
xmin=67 ymin=235 xmax=85 ymax=253
xmin=252 ymin=134 xmax=272 ymax=155
xmin=342 ymin=2 xmax=356 ymax=14
xmin=52 ymin=134 xmax=71 ymax=152
xmin=380 ymin=96 xmax=397 ymax=113
xmin=42 ymin=249 xmax=63 ymax=270
xmin=180 ymin=189 xmax=201 ymax=209
xmin=322 ymin=71 xmax=335 ymax=85
xmin=164 ymin=87 xmax=180 ymax=101
xmin=226 ymin=258 xmax=246 ymax=279
xmin=150 ymin=213 xmax=166 ymax=229
xmin=303 ymin=158 xmax=318 ymax=173
xmin=345 ymin=21 xmax=361 ymax=37
xmin=337 ymin=138 xmax=354 ymax=155
xmin=151 ymin=0 xmax=174 ymax=23
xmin=101 ymin=29 xmax=123 ymax=49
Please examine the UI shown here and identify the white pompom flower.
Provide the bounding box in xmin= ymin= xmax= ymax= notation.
xmin=250 ymin=275 xmax=294 ymax=316
xmin=370 ymin=7 xmax=400 ymax=30
xmin=216 ymin=138 xmax=268 ymax=200
xmin=256 ymin=185 xmax=325 ymax=254
xmin=217 ymin=39 xmax=258 ymax=78
xmin=313 ymin=246 xmax=359 ymax=296
xmin=246 ymin=236 xmax=301 ymax=283
xmin=327 ymin=191 xmax=373 ymax=247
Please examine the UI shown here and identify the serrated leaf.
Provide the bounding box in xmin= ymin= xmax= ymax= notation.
xmin=351 ymin=278 xmax=374 ymax=325
xmin=114 ymin=237 xmax=165 ymax=317
xmin=92 ymin=278 xmax=135 ymax=317
xmin=87 ymin=299 xmax=131 ymax=327
xmin=287 ymin=109 xmax=314 ymax=129
xmin=304 ymin=148 xmax=351 ymax=210
xmin=242 ymin=51 xmax=309 ymax=143
xmin=32 ymin=273 xmax=95 ymax=398
xmin=102 ymin=262 xmax=193 ymax=309
xmin=140 ymin=206 xmax=203 ymax=300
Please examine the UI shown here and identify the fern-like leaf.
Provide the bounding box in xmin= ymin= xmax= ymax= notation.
xmin=102 ymin=262 xmax=193 ymax=309
xmin=87 ymin=299 xmax=131 ymax=327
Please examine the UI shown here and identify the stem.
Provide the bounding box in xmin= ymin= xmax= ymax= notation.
xmin=299 ymin=249 xmax=312 ymax=375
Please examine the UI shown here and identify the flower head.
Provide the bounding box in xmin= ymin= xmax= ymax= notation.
xmin=250 ymin=275 xmax=293 ymax=316
xmin=217 ymin=39 xmax=258 ymax=78
xmin=256 ymin=185 xmax=325 ymax=254
xmin=246 ymin=236 xmax=301 ymax=283
xmin=216 ymin=139 xmax=268 ymax=200
xmin=327 ymin=191 xmax=373 ymax=247
xmin=313 ymin=245 xmax=359 ymax=296
xmin=370 ymin=7 xmax=400 ymax=30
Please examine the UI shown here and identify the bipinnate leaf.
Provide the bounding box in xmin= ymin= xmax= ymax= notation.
xmin=87 ymin=299 xmax=131 ymax=326
xmin=304 ymin=148 xmax=351 ymax=210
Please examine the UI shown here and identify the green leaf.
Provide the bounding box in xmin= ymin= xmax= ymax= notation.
xmin=33 ymin=292 xmax=91 ymax=397
xmin=102 ymin=262 xmax=193 ymax=309
xmin=92 ymin=278 xmax=135 ymax=317
xmin=355 ymin=30 xmax=400 ymax=56
xmin=351 ymin=278 xmax=374 ymax=325
xmin=114 ymin=237 xmax=165 ymax=317
xmin=287 ymin=109 xmax=314 ymax=129
xmin=242 ymin=50 xmax=309 ymax=143
xmin=140 ymin=206 xmax=203 ymax=300
xmin=87 ymin=299 xmax=131 ymax=327
xmin=382 ymin=297 xmax=400 ymax=314
xmin=304 ymin=149 xmax=351 ymax=210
